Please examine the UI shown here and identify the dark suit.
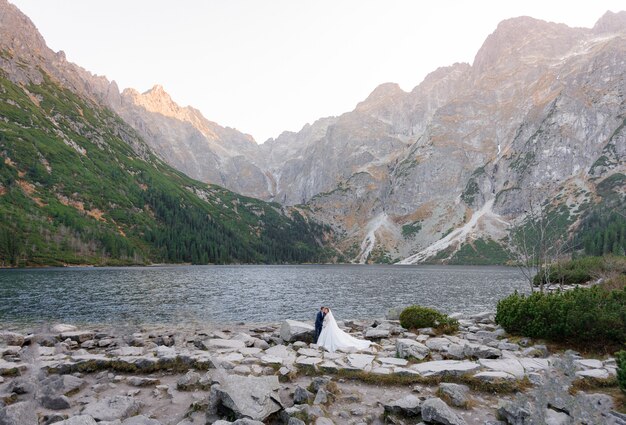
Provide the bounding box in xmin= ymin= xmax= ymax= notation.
xmin=315 ymin=310 xmax=325 ymax=342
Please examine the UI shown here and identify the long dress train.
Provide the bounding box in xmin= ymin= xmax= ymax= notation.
xmin=317 ymin=309 xmax=371 ymax=352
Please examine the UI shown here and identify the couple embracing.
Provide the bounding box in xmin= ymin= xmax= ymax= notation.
xmin=314 ymin=306 xmax=371 ymax=352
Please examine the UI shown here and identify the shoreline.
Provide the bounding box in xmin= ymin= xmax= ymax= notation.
xmin=1 ymin=312 xmax=622 ymax=425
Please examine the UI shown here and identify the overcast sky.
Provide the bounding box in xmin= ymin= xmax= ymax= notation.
xmin=11 ymin=0 xmax=625 ymax=143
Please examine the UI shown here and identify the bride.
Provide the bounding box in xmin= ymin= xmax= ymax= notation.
xmin=316 ymin=307 xmax=371 ymax=352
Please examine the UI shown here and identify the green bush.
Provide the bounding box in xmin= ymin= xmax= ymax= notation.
xmin=495 ymin=286 xmax=626 ymax=347
xmin=533 ymin=256 xmax=626 ymax=286
xmin=617 ymin=350 xmax=626 ymax=394
xmin=399 ymin=306 xmax=459 ymax=334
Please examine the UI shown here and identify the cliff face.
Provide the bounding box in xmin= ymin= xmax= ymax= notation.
xmin=266 ymin=13 xmax=626 ymax=263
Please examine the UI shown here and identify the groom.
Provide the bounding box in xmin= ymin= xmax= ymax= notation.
xmin=314 ymin=306 xmax=326 ymax=343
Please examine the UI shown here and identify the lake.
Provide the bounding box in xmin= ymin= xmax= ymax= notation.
xmin=0 ymin=265 xmax=528 ymax=325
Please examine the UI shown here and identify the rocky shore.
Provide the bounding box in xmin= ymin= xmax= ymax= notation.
xmin=0 ymin=312 xmax=624 ymax=425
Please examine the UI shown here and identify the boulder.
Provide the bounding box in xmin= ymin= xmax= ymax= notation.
xmin=54 ymin=416 xmax=98 ymax=425
xmin=177 ymin=371 xmax=201 ymax=390
xmin=421 ymin=397 xmax=466 ymax=425
xmin=280 ymin=320 xmax=315 ymax=343
xmin=0 ymin=401 xmax=38 ymax=425
xmin=364 ymin=328 xmax=390 ymax=339
xmin=396 ymin=339 xmax=430 ymax=360
xmin=313 ymin=388 xmax=328 ymax=405
xmin=575 ymin=369 xmax=610 ymax=379
xmin=40 ymin=374 xmax=86 ymax=396
xmin=473 ymin=371 xmax=516 ymax=382
xmin=438 ymin=383 xmax=470 ymax=408
xmin=293 ymin=386 xmax=313 ymax=404
xmin=544 ymin=408 xmax=570 ymax=425
xmin=0 ymin=332 xmax=25 ymax=347
xmin=40 ymin=394 xmax=71 ymax=410
xmin=496 ymin=401 xmax=531 ymax=425
xmin=207 ymin=374 xmax=283 ymax=422
xmin=346 ymin=354 xmax=374 ymax=370
xmin=383 ymin=394 xmax=421 ymax=416
xmin=51 ymin=324 xmax=78 ymax=333
xmin=81 ymin=396 xmax=142 ymax=422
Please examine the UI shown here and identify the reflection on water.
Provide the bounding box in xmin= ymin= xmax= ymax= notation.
xmin=0 ymin=265 xmax=528 ymax=325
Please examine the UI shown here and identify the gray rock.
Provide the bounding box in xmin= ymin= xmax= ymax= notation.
xmin=54 ymin=416 xmax=98 ymax=425
xmin=497 ymin=401 xmax=531 ymax=425
xmin=383 ymin=394 xmax=421 ymax=416
xmin=315 ymin=418 xmax=334 ymax=425
xmin=206 ymin=374 xmax=282 ymax=422
xmin=293 ymin=386 xmax=313 ymax=404
xmin=0 ymin=401 xmax=38 ymax=425
xmin=40 ymin=375 xmax=86 ymax=396
xmin=280 ymin=320 xmax=315 ymax=343
xmin=121 ymin=416 xmax=162 ymax=425
xmin=176 ymin=371 xmax=201 ymax=390
xmin=421 ymin=398 xmax=466 ymax=425
xmin=364 ymin=328 xmax=390 ymax=339
xmin=0 ymin=332 xmax=24 ymax=347
xmin=310 ymin=376 xmax=331 ymax=392
xmin=60 ymin=331 xmax=95 ymax=343
xmin=313 ymin=388 xmax=329 ymax=405
xmin=41 ymin=394 xmax=71 ymax=410
xmin=411 ymin=360 xmax=480 ymax=377
xmin=396 ymin=339 xmax=430 ymax=360
xmin=544 ymin=408 xmax=570 ymax=425
xmin=82 ymin=396 xmax=142 ymax=422
xmin=438 ymin=383 xmax=470 ymax=408
xmin=288 ymin=418 xmax=306 ymax=425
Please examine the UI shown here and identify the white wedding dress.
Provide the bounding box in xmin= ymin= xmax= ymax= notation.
xmin=317 ymin=309 xmax=371 ymax=352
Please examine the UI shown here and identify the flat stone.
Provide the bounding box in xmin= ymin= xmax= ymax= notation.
xmin=204 ymin=339 xmax=246 ymax=350
xmin=347 ymin=354 xmax=375 ymax=369
xmin=110 ymin=347 xmax=144 ymax=357
xmin=318 ymin=361 xmax=339 ymax=373
xmin=0 ymin=359 xmax=28 ymax=376
xmin=298 ymin=348 xmax=321 ymax=357
xmin=518 ymin=358 xmax=550 ymax=373
xmin=411 ymin=360 xmax=480 ymax=377
xmin=260 ymin=355 xmax=283 ymax=365
xmin=473 ymin=371 xmax=517 ymax=382
xmin=239 ymin=347 xmax=262 ymax=356
xmin=0 ymin=401 xmax=38 ymax=425
xmin=264 ymin=345 xmax=296 ymax=363
xmin=372 ymin=367 xmax=392 ymax=375
xmin=295 ymin=356 xmax=323 ymax=366
xmin=393 ymin=367 xmax=420 ymax=376
xmin=378 ymin=357 xmax=408 ymax=366
xmin=574 ymin=359 xmax=604 ymax=370
xmin=479 ymin=358 xmax=525 ymax=378
xmin=575 ymin=369 xmax=610 ymax=379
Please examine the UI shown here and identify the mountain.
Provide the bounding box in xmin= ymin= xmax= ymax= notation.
xmin=0 ymin=0 xmax=335 ymax=267
xmin=3 ymin=0 xmax=624 ymax=266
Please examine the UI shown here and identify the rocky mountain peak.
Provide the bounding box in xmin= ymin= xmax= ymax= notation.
xmin=356 ymin=82 xmax=406 ymax=112
xmin=472 ymin=16 xmax=586 ymax=74
xmin=592 ymin=10 xmax=626 ymax=34
xmin=0 ymin=0 xmax=48 ymax=56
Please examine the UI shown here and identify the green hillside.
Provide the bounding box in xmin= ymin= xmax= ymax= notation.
xmin=0 ymin=70 xmax=334 ymax=267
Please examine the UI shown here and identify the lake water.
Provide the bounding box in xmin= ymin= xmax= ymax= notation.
xmin=0 ymin=265 xmax=528 ymax=325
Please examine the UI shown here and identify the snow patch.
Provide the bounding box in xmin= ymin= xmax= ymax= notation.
xmin=356 ymin=213 xmax=392 ymax=264
xmin=397 ymin=199 xmax=507 ymax=265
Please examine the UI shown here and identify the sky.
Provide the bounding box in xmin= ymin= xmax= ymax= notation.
xmin=10 ymin=0 xmax=626 ymax=143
